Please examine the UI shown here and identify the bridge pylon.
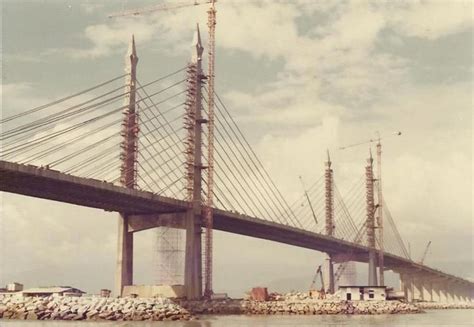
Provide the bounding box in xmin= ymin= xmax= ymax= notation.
xmin=183 ymin=25 xmax=206 ymax=300
xmin=116 ymin=35 xmax=139 ymax=296
xmin=366 ymin=150 xmax=378 ymax=286
xmin=324 ymin=150 xmax=335 ymax=294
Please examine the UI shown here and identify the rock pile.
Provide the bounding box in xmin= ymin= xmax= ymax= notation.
xmin=416 ymin=302 xmax=473 ymax=310
xmin=242 ymin=299 xmax=421 ymax=315
xmin=181 ymin=298 xmax=421 ymax=315
xmin=0 ymin=295 xmax=193 ymax=321
xmin=181 ymin=299 xmax=243 ymax=315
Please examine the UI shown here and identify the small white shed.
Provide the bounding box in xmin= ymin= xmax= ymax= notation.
xmin=339 ymin=286 xmax=386 ymax=301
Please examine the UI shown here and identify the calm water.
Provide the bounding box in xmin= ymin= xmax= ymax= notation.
xmin=1 ymin=310 xmax=473 ymax=326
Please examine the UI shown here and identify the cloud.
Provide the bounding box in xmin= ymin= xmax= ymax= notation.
xmin=79 ymin=2 xmax=105 ymax=15
xmin=387 ymin=0 xmax=473 ymax=40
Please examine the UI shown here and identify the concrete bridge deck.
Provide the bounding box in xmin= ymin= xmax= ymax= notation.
xmin=1 ymin=160 xmax=472 ymax=290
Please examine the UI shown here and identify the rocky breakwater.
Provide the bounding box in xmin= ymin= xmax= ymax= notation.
xmin=181 ymin=299 xmax=244 ymax=315
xmin=0 ymin=295 xmax=193 ymax=321
xmin=416 ymin=302 xmax=474 ymax=310
xmin=242 ymin=299 xmax=421 ymax=315
xmin=181 ymin=294 xmax=421 ymax=315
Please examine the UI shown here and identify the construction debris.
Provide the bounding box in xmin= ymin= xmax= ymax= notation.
xmin=249 ymin=287 xmax=269 ymax=301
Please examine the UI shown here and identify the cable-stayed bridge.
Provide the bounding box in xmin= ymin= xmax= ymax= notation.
xmin=1 ymin=33 xmax=472 ymax=302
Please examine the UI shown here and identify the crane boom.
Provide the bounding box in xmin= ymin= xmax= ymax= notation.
xmin=299 ymin=176 xmax=318 ymax=224
xmin=338 ymin=131 xmax=401 ymax=150
xmin=419 ymin=241 xmax=431 ymax=264
xmin=108 ymin=1 xmax=213 ymax=18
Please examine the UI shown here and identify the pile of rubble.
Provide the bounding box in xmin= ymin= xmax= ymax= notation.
xmin=181 ymin=299 xmax=243 ymax=315
xmin=242 ymin=299 xmax=421 ymax=315
xmin=0 ymin=295 xmax=193 ymax=321
xmin=416 ymin=302 xmax=473 ymax=310
xmin=179 ymin=290 xmax=422 ymax=315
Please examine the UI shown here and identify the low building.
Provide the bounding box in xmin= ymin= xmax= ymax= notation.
xmin=339 ymin=286 xmax=386 ymax=301
xmin=7 ymin=282 xmax=24 ymax=292
xmin=22 ymin=286 xmax=85 ymax=297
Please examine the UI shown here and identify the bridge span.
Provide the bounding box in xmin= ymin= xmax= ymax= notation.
xmin=1 ymin=160 xmax=472 ymax=302
xmin=1 ymin=31 xmax=472 ymax=303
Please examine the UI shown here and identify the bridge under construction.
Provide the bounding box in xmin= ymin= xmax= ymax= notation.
xmin=0 ymin=17 xmax=472 ymax=302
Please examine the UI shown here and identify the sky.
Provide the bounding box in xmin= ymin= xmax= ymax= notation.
xmin=0 ymin=0 xmax=472 ymax=296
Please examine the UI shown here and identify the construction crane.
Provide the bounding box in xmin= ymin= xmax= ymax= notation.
xmin=339 ymin=131 xmax=402 ymax=287
xmin=109 ymin=0 xmax=218 ymax=298
xmin=108 ymin=1 xmax=214 ymax=18
xmin=299 ymin=175 xmax=318 ymax=225
xmin=419 ymin=241 xmax=432 ymax=264
xmin=309 ymin=265 xmax=326 ymax=299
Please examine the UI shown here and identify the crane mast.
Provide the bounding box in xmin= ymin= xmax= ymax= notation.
xmin=203 ymin=0 xmax=216 ymax=298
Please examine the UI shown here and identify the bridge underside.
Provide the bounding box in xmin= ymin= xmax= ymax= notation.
xmin=1 ymin=160 xmax=473 ymax=297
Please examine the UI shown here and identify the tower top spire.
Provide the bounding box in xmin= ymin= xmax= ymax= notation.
xmin=367 ymin=148 xmax=373 ymax=165
xmin=325 ymin=149 xmax=332 ymax=168
xmin=191 ymin=23 xmax=204 ymax=63
xmin=127 ymin=34 xmax=139 ymax=65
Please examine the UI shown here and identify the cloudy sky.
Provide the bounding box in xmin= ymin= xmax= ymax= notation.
xmin=0 ymin=0 xmax=472 ymax=295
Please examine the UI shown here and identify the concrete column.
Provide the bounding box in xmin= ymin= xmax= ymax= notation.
xmin=184 ymin=210 xmax=202 ymax=299
xmin=368 ymin=250 xmax=378 ymax=286
xmin=400 ymin=273 xmax=415 ymax=302
xmin=460 ymin=288 xmax=467 ymax=302
xmin=422 ymin=280 xmax=433 ymax=302
xmin=328 ymin=255 xmax=335 ymax=294
xmin=184 ymin=25 xmax=205 ymax=300
xmin=445 ymin=282 xmax=453 ymax=303
xmin=404 ymin=275 xmax=414 ymax=302
xmin=400 ymin=273 xmax=407 ymax=300
xmin=413 ymin=277 xmax=423 ymax=301
xmin=452 ymin=284 xmax=460 ymax=303
xmin=116 ymin=214 xmax=133 ymax=296
xmin=439 ymin=281 xmax=448 ymax=303
xmin=432 ymin=282 xmax=440 ymax=302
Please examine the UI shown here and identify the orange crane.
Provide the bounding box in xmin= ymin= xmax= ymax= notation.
xmin=109 ymin=0 xmax=217 ymax=297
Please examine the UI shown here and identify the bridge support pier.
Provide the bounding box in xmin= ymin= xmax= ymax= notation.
xmin=116 ymin=214 xmax=133 ymax=296
xmin=413 ymin=277 xmax=423 ymax=301
xmin=432 ymin=282 xmax=441 ymax=302
xmin=445 ymin=282 xmax=453 ymax=303
xmin=400 ymin=273 xmax=414 ymax=302
xmin=184 ymin=210 xmax=202 ymax=299
xmin=368 ymin=250 xmax=378 ymax=286
xmin=328 ymin=255 xmax=335 ymax=294
xmin=439 ymin=281 xmax=448 ymax=302
xmin=422 ymin=280 xmax=433 ymax=302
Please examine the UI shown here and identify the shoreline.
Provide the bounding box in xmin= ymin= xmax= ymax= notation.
xmin=1 ymin=295 xmax=472 ymax=321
